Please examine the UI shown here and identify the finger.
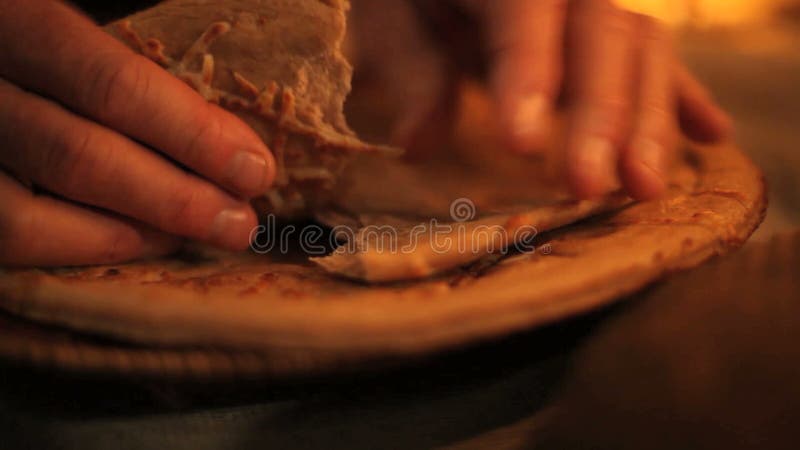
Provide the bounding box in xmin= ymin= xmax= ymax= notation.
xmin=0 ymin=0 xmax=275 ymax=198
xmin=0 ymin=172 xmax=180 ymax=267
xmin=620 ymin=15 xmax=674 ymax=201
xmin=564 ymin=0 xmax=636 ymax=198
xmin=0 ymin=78 xmax=257 ymax=251
xmin=676 ymin=64 xmax=733 ymax=143
xmin=485 ymin=0 xmax=568 ymax=153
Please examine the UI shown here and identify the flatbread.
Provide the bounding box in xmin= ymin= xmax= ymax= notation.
xmin=310 ymin=81 xmax=697 ymax=282
xmin=310 ymin=82 xmax=628 ymax=282
xmin=0 ymin=142 xmax=766 ymax=366
xmin=105 ymin=0 xmax=397 ymax=218
xmin=0 ymin=2 xmax=767 ymax=374
xmin=312 ymin=194 xmax=630 ymax=282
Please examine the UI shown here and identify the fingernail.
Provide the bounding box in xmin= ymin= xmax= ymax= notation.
xmin=576 ymin=137 xmax=619 ymax=196
xmin=511 ymin=93 xmax=547 ymax=151
xmin=209 ymin=207 xmax=254 ymax=251
xmin=226 ymin=151 xmax=270 ymax=196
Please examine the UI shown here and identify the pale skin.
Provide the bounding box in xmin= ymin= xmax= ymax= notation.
xmin=0 ymin=0 xmax=731 ymax=266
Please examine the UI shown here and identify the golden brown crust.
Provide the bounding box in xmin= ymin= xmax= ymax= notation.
xmin=312 ymin=194 xmax=632 ymax=282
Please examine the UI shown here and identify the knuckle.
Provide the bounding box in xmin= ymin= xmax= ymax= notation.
xmin=160 ymin=185 xmax=205 ymax=233
xmin=82 ymin=53 xmax=151 ymax=122
xmin=641 ymin=103 xmax=673 ymax=124
xmin=41 ymin=128 xmax=91 ymax=187
xmin=180 ymin=106 xmax=223 ymax=166
xmin=577 ymin=96 xmax=632 ymax=140
xmin=639 ymin=104 xmax=677 ymax=142
xmin=593 ymin=96 xmax=632 ymax=119
xmin=42 ymin=128 xmax=106 ymax=195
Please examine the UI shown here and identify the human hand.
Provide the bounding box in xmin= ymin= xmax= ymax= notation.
xmin=0 ymin=0 xmax=275 ymax=266
xmin=350 ymin=0 xmax=732 ymax=200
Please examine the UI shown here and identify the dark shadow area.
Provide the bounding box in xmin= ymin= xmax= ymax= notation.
xmin=0 ymin=300 xmax=628 ymax=450
xmin=70 ymin=0 xmax=161 ymax=23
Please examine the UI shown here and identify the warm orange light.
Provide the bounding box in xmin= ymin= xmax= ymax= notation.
xmin=615 ymin=0 xmax=785 ymax=26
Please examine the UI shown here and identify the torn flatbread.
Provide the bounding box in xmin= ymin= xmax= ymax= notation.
xmin=312 ymin=195 xmax=629 ymax=283
xmin=105 ymin=0 xmax=397 ymax=218
xmin=311 ymin=82 xmax=624 ymax=282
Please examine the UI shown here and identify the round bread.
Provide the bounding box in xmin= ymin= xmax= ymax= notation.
xmin=0 ymin=142 xmax=766 ymax=377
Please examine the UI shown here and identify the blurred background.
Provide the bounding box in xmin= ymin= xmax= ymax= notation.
xmin=619 ymin=0 xmax=800 ymax=240
xmin=618 ymin=0 xmax=797 ymax=26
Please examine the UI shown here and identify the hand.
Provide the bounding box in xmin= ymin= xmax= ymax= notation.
xmin=350 ymin=0 xmax=732 ymax=200
xmin=0 ymin=0 xmax=276 ymax=267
